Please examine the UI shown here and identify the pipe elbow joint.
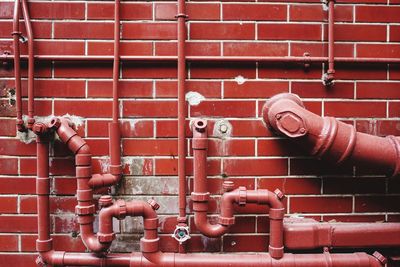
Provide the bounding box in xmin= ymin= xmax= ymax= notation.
xmin=88 ymin=173 xmax=120 ymax=189
xmin=37 ymin=250 xmax=65 ymax=267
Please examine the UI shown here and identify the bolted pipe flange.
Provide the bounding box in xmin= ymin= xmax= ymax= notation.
xmin=274 ymin=189 xmax=284 ymax=200
xmin=147 ymin=199 xmax=160 ymax=211
xmin=98 ymin=195 xmax=113 ymax=208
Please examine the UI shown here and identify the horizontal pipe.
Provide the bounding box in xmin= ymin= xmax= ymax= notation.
xmin=262 ymin=93 xmax=400 ymax=177
xmin=38 ymin=251 xmax=384 ymax=267
xmin=2 ymin=54 xmax=400 ymax=64
xmin=284 ymin=219 xmax=400 ymax=250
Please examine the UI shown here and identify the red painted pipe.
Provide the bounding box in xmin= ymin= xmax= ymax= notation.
xmin=325 ymin=0 xmax=335 ymax=86
xmin=2 ymin=54 xmax=400 ymax=64
xmin=284 ymin=219 xmax=400 ymax=250
xmin=51 ymin=118 xmax=111 ymax=253
xmin=21 ymin=0 xmax=35 ymax=129
xmin=191 ymin=119 xmax=285 ymax=259
xmin=38 ymin=250 xmax=384 ymax=267
xmin=262 ymin=93 xmax=400 ymax=177
xmin=176 ymin=0 xmax=189 ymax=245
xmin=12 ymin=0 xmax=25 ymax=132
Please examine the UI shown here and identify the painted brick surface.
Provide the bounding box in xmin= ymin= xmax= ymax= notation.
xmin=0 ymin=0 xmax=400 ymax=265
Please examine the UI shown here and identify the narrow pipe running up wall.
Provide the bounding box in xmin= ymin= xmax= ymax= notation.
xmin=325 ymin=0 xmax=335 ymax=86
xmin=262 ymin=93 xmax=400 ymax=176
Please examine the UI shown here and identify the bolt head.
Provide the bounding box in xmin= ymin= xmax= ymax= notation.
xmin=219 ymin=124 xmax=228 ymax=133
xmin=148 ymin=199 xmax=160 ymax=210
xmin=274 ymin=189 xmax=284 ymax=200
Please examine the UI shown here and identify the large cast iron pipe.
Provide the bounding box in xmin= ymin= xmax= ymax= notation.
xmin=284 ymin=219 xmax=400 ymax=250
xmin=39 ymin=251 xmax=384 ymax=267
xmin=262 ymin=93 xmax=400 ymax=177
xmin=191 ymin=119 xmax=285 ymax=259
xmin=21 ymin=0 xmax=35 ymax=129
xmin=12 ymin=0 xmax=25 ymax=132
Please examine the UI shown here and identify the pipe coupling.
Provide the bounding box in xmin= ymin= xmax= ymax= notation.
xmin=218 ymin=216 xmax=235 ymax=226
xmin=140 ymin=237 xmax=160 ymax=253
xmin=115 ymin=199 xmax=127 ymax=220
xmin=238 ymin=186 xmax=247 ymax=206
xmin=192 ymin=138 xmax=208 ymax=150
xmin=98 ymin=232 xmax=115 ymax=244
xmin=191 ymin=192 xmax=210 ymax=202
xmin=75 ymin=204 xmax=96 ymax=216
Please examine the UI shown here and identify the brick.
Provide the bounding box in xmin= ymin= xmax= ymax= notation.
xmin=223 ymin=159 xmax=288 ymax=176
xmin=87 ymin=41 xmax=153 ymax=56
xmin=0 ymin=139 xmax=36 ymax=156
xmin=258 ymin=177 xmax=322 ymax=195
xmin=20 ymin=196 xmax=76 ymax=214
xmin=0 ymin=21 xmax=52 ymax=39
xmin=290 ymin=4 xmax=353 ymax=22
xmin=0 ymin=216 xmax=37 ymax=233
xmin=87 ymin=120 xmax=153 ymax=138
xmin=155 ymin=81 xmax=221 ymax=98
xmin=357 ymin=82 xmax=400 ymax=99
xmin=123 ymin=139 xmax=177 ymax=156
xmin=223 ymin=4 xmax=286 ymax=21
xmin=53 ymin=178 xmax=76 ymax=195
xmin=223 ymin=42 xmax=288 ymax=57
xmin=355 ymin=196 xmax=400 ymax=212
xmin=0 ymin=197 xmax=17 ymax=213
xmin=22 ymin=80 xmax=86 ymax=98
xmin=258 ymin=23 xmax=321 ymax=41
xmin=356 ymin=120 xmax=400 ymax=136
xmin=200 ymin=139 xmax=255 ymax=157
xmin=323 ymin=177 xmax=386 ymax=194
xmin=123 ymin=23 xmax=177 ymax=40
xmin=325 ymin=101 xmax=386 ymax=118
xmin=54 ymin=22 xmax=114 ymax=39
xmin=0 ymin=158 xmax=18 ymax=175
xmin=257 ymin=139 xmax=305 ymax=157
xmin=290 ymin=43 xmax=354 ymax=57
xmin=292 ymin=81 xmax=354 ymax=98
xmin=335 ymin=65 xmax=388 ymax=80
xmin=357 ymin=44 xmax=400 ymax=59
xmin=291 ymin=158 xmax=353 ymax=176
xmin=390 ymin=25 xmax=400 ymax=42
xmin=356 ymin=6 xmax=400 ymax=23
xmin=258 ymin=64 xmax=322 ymax=79
xmin=230 ymin=120 xmax=273 ymax=137
xmin=0 ymin=178 xmax=35 ymax=194
xmin=155 ymin=42 xmax=221 ymax=56
xmin=55 ymin=100 xmax=112 ymax=118
xmin=123 ymin=101 xmax=177 ymax=118
xmin=223 ymin=235 xmax=268 ymax=252
xmin=88 ymin=3 xmax=152 ymax=20
xmin=0 ymin=119 xmax=15 ymax=136
xmin=190 ymin=63 xmax=256 ymax=79
xmin=190 ymin=100 xmax=256 ymax=118
xmin=123 ymin=63 xmax=177 ymax=79
xmin=155 ymin=3 xmax=220 ymax=20
xmin=190 ymin=23 xmax=255 ymax=40
xmin=87 ymin=80 xmax=153 ymax=98
xmin=54 ymin=62 xmax=113 ymax=78
xmin=0 ymin=235 xmax=18 ymax=252
xmin=29 ymin=2 xmax=85 ymax=19
xmin=156 ymin=120 xmax=193 ymax=137
xmin=224 ymin=81 xmax=288 ymax=98
xmin=155 ymin=158 xmax=221 ymax=176
xmin=0 ymin=254 xmax=37 ymax=267
xmin=332 ymin=24 xmax=386 ymax=42
xmin=290 ymin=196 xmax=353 ymax=213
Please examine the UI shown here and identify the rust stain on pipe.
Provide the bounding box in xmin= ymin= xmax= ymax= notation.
xmin=262 ymin=93 xmax=400 ymax=177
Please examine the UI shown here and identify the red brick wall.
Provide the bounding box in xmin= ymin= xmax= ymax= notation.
xmin=0 ymin=0 xmax=400 ymax=265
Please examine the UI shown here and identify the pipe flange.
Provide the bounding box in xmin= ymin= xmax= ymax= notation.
xmin=218 ymin=216 xmax=235 ymax=226
xmin=116 ymin=199 xmax=127 ymax=220
xmin=98 ymin=232 xmax=115 ymax=243
xmin=75 ymin=204 xmax=95 ymax=215
xmin=238 ymin=186 xmax=247 ymax=206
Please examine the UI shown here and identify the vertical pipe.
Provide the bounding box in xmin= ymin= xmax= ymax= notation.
xmin=21 ymin=0 xmax=35 ymax=129
xmin=36 ymin=134 xmax=53 ymax=253
xmin=109 ymin=0 xmax=122 ymax=177
xmin=177 ymin=0 xmax=188 ymax=251
xmin=12 ymin=0 xmax=25 ymax=132
xmin=326 ymin=0 xmax=335 ymax=86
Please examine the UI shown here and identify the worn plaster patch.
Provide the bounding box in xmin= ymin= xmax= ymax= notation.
xmin=234 ymin=75 xmax=246 ymax=85
xmin=185 ymin=91 xmax=205 ymax=106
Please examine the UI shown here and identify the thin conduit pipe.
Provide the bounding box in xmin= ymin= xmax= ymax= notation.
xmin=325 ymin=0 xmax=335 ymax=86
xmin=12 ymin=0 xmax=25 ymax=132
xmin=176 ymin=0 xmax=188 ymax=241
xmin=21 ymin=0 xmax=35 ymax=129
xmin=2 ymin=55 xmax=400 ymax=63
